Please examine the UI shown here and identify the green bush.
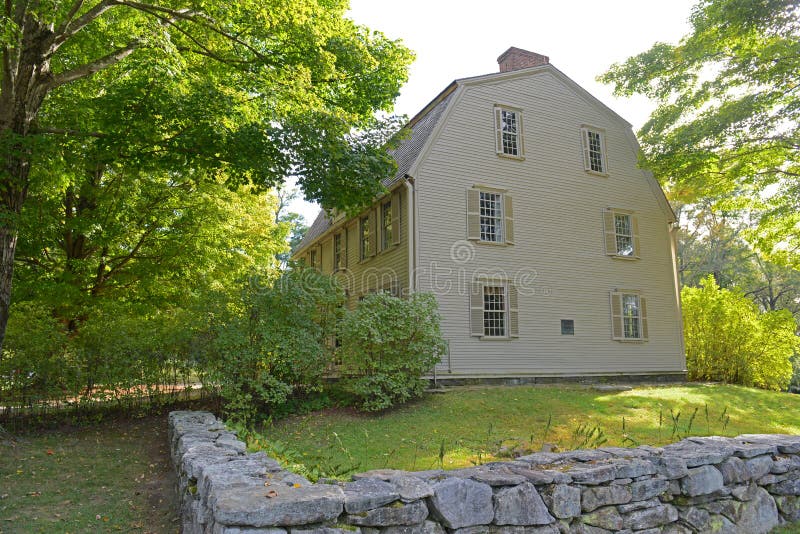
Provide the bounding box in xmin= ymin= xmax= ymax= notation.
xmin=0 ymin=302 xmax=72 ymax=398
xmin=337 ymin=292 xmax=445 ymax=411
xmin=682 ymin=275 xmax=798 ymax=390
xmin=209 ymin=267 xmax=344 ymax=425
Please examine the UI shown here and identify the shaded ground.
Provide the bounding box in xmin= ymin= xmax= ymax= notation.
xmin=0 ymin=414 xmax=178 ymax=533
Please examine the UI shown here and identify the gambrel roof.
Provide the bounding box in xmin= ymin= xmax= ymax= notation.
xmin=295 ymin=86 xmax=455 ymax=252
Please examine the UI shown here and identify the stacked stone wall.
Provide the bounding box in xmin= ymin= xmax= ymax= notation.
xmin=169 ymin=411 xmax=800 ymax=533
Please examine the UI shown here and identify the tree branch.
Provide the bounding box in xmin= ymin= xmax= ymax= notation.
xmin=54 ymin=0 xmax=119 ymax=49
xmin=47 ymin=42 xmax=138 ymax=89
xmin=34 ymin=127 xmax=106 ymax=138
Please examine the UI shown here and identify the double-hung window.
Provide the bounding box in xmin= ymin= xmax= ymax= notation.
xmin=381 ymin=200 xmax=392 ymax=251
xmin=309 ymin=249 xmax=318 ymax=270
xmin=467 ymin=188 xmax=514 ymax=245
xmin=480 ymin=191 xmax=503 ymax=243
xmin=470 ymin=281 xmax=519 ymax=338
xmin=610 ymin=291 xmax=648 ymax=341
xmin=360 ymin=216 xmax=370 ymax=260
xmin=494 ymin=106 xmax=524 ymax=158
xmin=333 ymin=232 xmax=343 ymax=271
xmin=603 ymin=209 xmax=640 ymax=258
xmin=581 ymin=126 xmax=607 ymax=174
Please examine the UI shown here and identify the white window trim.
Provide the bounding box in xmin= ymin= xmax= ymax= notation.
xmin=479 ymin=191 xmax=505 ymax=244
xmin=494 ymin=105 xmax=525 ymax=160
xmin=482 ymin=283 xmax=509 ymax=339
xmin=581 ymin=125 xmax=608 ymax=176
xmin=604 ymin=208 xmax=640 ymax=260
xmin=610 ymin=290 xmax=648 ymax=342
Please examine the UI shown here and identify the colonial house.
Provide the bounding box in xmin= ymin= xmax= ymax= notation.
xmin=293 ymin=47 xmax=686 ymax=382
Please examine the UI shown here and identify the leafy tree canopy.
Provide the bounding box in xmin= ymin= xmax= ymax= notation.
xmin=600 ymin=0 xmax=800 ymax=267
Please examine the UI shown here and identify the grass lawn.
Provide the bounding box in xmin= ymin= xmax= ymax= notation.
xmin=0 ymin=415 xmax=178 ymax=534
xmin=261 ymin=383 xmax=800 ymax=477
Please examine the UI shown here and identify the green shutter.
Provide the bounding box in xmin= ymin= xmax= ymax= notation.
xmin=391 ymin=191 xmax=401 ymax=245
xmin=467 ymin=189 xmax=481 ymax=240
xmin=632 ymin=214 xmax=641 ymax=258
xmin=504 ymin=194 xmax=514 ymax=245
xmin=610 ymin=291 xmax=624 ymax=340
xmin=508 ymin=283 xmax=519 ymax=338
xmin=604 ymin=209 xmax=617 ymax=255
xmin=470 ymin=282 xmax=484 ymax=337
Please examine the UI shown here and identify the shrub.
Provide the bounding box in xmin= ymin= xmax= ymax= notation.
xmin=209 ymin=267 xmax=344 ymax=425
xmin=682 ymin=275 xmax=798 ymax=390
xmin=337 ymin=292 xmax=446 ymax=411
xmin=0 ymin=301 xmax=72 ymax=399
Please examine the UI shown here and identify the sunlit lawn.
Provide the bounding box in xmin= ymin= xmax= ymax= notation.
xmin=261 ymin=384 xmax=800 ymax=476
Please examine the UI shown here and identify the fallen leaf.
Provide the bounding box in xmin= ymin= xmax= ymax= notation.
xmin=292 ymin=483 xmax=301 ymax=488
xmin=266 ymin=490 xmax=278 ymax=498
xmin=46 ymin=450 xmax=54 ymax=456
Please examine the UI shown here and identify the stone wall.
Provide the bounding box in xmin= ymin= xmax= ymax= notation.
xmin=169 ymin=411 xmax=800 ymax=533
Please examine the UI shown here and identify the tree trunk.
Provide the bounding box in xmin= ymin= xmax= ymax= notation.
xmin=0 ymin=225 xmax=17 ymax=358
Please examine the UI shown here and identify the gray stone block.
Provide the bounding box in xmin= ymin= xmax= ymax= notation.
xmin=662 ymin=441 xmax=733 ymax=467
xmin=212 ymin=484 xmax=344 ymax=527
xmin=774 ymin=495 xmax=800 ymax=521
xmin=540 ymin=484 xmax=581 ymax=519
xmin=621 ymin=503 xmax=678 ymax=530
xmin=389 ymin=475 xmax=433 ymax=502
xmin=580 ymin=506 xmax=623 ymax=530
xmin=343 ymin=478 xmax=400 ymax=513
xmin=568 ymin=464 xmax=616 ymax=485
xmin=630 ymin=477 xmax=668 ymax=501
xmin=717 ymin=457 xmax=748 ymax=485
xmin=680 ymin=465 xmax=724 ymax=497
xmin=745 ymin=455 xmax=774 ymax=480
xmin=650 ymin=456 xmax=689 ymax=479
xmin=426 ymin=477 xmax=493 ymax=529
xmin=613 ymin=459 xmax=657 ymax=479
xmin=581 ymin=484 xmax=631 ymax=512
xmin=730 ymin=487 xmax=779 ymax=533
xmin=493 ymin=482 xmax=555 ymax=526
xmin=345 ymin=500 xmax=428 ymax=527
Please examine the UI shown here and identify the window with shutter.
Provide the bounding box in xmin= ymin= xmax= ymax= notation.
xmin=603 ymin=209 xmax=640 ymax=259
xmin=610 ymin=291 xmax=648 ymax=341
xmin=467 ymin=187 xmax=514 ymax=246
xmin=494 ymin=106 xmax=524 ymax=158
xmin=333 ymin=233 xmax=343 ymax=271
xmin=359 ymin=216 xmax=369 ymax=260
xmin=581 ymin=126 xmax=608 ymax=174
xmin=391 ymin=191 xmax=401 ymax=246
xmin=381 ymin=200 xmax=392 ymax=251
xmin=369 ymin=209 xmax=377 ymax=257
xmin=470 ymin=280 xmax=518 ymax=339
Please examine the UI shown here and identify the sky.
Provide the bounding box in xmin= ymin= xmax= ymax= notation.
xmin=287 ymin=0 xmax=698 ymax=223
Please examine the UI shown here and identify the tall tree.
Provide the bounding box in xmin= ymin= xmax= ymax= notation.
xmin=0 ymin=0 xmax=413 ymax=353
xmin=600 ymin=0 xmax=800 ymax=267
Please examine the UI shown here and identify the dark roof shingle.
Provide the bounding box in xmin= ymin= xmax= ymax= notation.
xmin=295 ymin=90 xmax=455 ymax=253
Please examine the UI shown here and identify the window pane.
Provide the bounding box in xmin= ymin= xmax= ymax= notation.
xmin=334 ymin=234 xmax=341 ymax=269
xmin=483 ymin=285 xmax=506 ymax=337
xmin=479 ymin=191 xmax=504 ymax=242
xmin=587 ymin=130 xmax=604 ymax=172
xmin=501 ymin=110 xmax=519 ymax=156
xmin=360 ymin=216 xmax=369 ymax=259
xmin=614 ymin=214 xmax=634 ymax=256
xmin=622 ymin=294 xmax=640 ymax=339
xmin=382 ymin=201 xmax=392 ymax=250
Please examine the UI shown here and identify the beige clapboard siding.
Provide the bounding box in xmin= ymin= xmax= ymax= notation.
xmin=414 ymin=70 xmax=684 ymax=376
xmin=318 ymin=187 xmax=409 ymax=310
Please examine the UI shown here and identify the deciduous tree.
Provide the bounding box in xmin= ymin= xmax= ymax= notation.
xmin=600 ymin=0 xmax=800 ymax=267
xmin=0 ymin=0 xmax=413 ymax=353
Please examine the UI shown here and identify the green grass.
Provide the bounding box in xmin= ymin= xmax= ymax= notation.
xmin=0 ymin=416 xmax=177 ymax=533
xmin=260 ymin=384 xmax=800 ymax=477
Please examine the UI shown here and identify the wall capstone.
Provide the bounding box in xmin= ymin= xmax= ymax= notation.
xmin=169 ymin=411 xmax=800 ymax=533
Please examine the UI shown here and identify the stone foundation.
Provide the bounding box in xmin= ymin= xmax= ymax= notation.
xmin=169 ymin=411 xmax=800 ymax=533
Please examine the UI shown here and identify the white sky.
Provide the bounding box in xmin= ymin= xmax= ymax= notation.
xmin=287 ymin=0 xmax=697 ymax=223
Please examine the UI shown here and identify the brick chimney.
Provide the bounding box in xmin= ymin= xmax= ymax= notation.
xmin=497 ymin=47 xmax=550 ymax=72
